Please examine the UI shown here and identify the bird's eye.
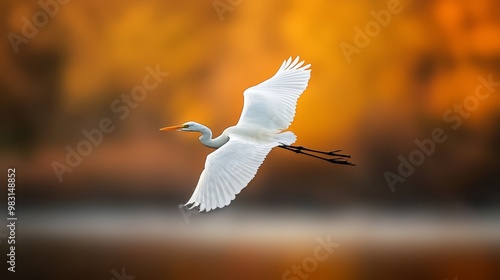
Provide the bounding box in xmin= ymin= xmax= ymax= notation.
xmin=183 ymin=124 xmax=189 ymax=128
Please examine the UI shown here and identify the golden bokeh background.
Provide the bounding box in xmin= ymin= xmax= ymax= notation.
xmin=1 ymin=0 xmax=499 ymax=279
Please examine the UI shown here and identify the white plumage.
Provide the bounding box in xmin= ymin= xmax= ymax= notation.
xmin=161 ymin=57 xmax=311 ymax=212
xmin=237 ymin=57 xmax=311 ymax=131
xmin=186 ymin=136 xmax=275 ymax=211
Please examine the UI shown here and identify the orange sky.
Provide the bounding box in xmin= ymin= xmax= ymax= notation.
xmin=1 ymin=0 xmax=499 ymax=197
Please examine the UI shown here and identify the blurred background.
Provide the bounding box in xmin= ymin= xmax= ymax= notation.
xmin=1 ymin=0 xmax=500 ymax=279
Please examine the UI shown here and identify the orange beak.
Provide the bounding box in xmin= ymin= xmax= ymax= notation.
xmin=159 ymin=125 xmax=184 ymax=131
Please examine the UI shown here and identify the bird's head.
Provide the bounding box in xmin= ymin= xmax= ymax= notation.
xmin=159 ymin=121 xmax=202 ymax=132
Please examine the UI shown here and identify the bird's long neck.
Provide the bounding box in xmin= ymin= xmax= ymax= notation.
xmin=198 ymin=125 xmax=229 ymax=149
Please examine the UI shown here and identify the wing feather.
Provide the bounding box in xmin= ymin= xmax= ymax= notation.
xmin=185 ymin=136 xmax=275 ymax=212
xmin=236 ymin=56 xmax=311 ymax=131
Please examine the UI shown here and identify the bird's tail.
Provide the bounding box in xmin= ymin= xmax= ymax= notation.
xmin=276 ymin=131 xmax=296 ymax=146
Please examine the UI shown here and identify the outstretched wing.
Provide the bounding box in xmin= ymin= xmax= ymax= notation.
xmin=185 ymin=135 xmax=276 ymax=212
xmin=236 ymin=56 xmax=311 ymax=131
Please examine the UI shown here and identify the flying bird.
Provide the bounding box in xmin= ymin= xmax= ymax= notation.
xmin=161 ymin=57 xmax=354 ymax=212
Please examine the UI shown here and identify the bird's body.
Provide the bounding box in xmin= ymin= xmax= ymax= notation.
xmin=161 ymin=57 xmax=353 ymax=212
xmin=192 ymin=123 xmax=296 ymax=149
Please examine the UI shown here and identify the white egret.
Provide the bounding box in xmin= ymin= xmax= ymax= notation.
xmin=161 ymin=57 xmax=354 ymax=212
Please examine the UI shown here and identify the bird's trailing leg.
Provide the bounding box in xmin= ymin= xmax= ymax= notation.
xmin=285 ymin=145 xmax=352 ymax=158
xmin=278 ymin=144 xmax=356 ymax=166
